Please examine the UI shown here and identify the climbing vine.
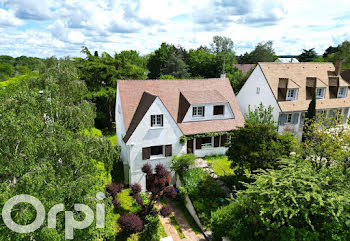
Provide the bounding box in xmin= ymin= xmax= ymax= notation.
xmin=181 ymin=131 xmax=231 ymax=141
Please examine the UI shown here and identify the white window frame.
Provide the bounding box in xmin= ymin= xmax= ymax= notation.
xmin=337 ymin=87 xmax=348 ymax=98
xmin=285 ymin=113 xmax=293 ymax=124
xmin=150 ymin=145 xmax=165 ymax=159
xmin=151 ymin=114 xmax=163 ymax=127
xmin=193 ymin=106 xmax=205 ymax=117
xmin=201 ymin=136 xmax=213 ymax=148
xmin=286 ymin=89 xmax=298 ymax=101
xmin=316 ymin=88 xmax=326 ymax=99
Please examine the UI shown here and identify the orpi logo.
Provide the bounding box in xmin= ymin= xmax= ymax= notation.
xmin=2 ymin=193 xmax=106 ymax=239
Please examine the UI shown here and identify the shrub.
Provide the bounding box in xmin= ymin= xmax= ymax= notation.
xmin=179 ymin=136 xmax=187 ymax=145
xmin=142 ymin=163 xmax=153 ymax=175
xmin=163 ymin=186 xmax=177 ymax=199
xmin=119 ymin=213 xmax=144 ymax=233
xmin=134 ymin=193 xmax=144 ymax=207
xmin=112 ymin=198 xmax=121 ymax=211
xmin=171 ymin=154 xmax=196 ymax=175
xmin=155 ymin=164 xmax=170 ymax=178
xmin=130 ymin=183 xmax=142 ymax=195
xmin=160 ymin=206 xmax=172 ymax=217
xmin=106 ymin=183 xmax=124 ymax=197
xmin=139 ymin=215 xmax=161 ymax=241
xmin=210 ymin=159 xmax=350 ymax=241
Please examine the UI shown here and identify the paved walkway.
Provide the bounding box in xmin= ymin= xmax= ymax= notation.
xmin=157 ymin=200 xmax=206 ymax=241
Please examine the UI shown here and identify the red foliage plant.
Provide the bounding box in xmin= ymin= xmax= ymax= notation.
xmin=131 ymin=183 xmax=142 ymax=195
xmin=160 ymin=206 xmax=172 ymax=217
xmin=112 ymin=198 xmax=120 ymax=211
xmin=106 ymin=183 xmax=124 ymax=197
xmin=119 ymin=214 xmax=144 ymax=233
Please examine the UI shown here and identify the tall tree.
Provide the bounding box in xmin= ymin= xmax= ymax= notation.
xmin=298 ymin=48 xmax=318 ymax=62
xmin=147 ymin=43 xmax=176 ymax=79
xmin=160 ymin=52 xmax=189 ymax=78
xmin=210 ymin=36 xmax=236 ymax=74
xmin=238 ymin=41 xmax=277 ymax=64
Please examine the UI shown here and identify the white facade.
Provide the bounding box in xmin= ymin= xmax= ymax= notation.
xmin=116 ymin=88 xmax=232 ymax=190
xmin=236 ymin=65 xmax=281 ymax=121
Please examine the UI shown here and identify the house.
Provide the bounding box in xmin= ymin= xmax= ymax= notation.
xmin=237 ymin=61 xmax=350 ymax=139
xmin=116 ymin=78 xmax=244 ymax=190
xmin=275 ymin=57 xmax=299 ymax=63
xmin=233 ymin=64 xmax=256 ymax=75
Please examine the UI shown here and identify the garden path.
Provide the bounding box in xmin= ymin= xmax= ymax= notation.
xmin=157 ymin=201 xmax=206 ymax=241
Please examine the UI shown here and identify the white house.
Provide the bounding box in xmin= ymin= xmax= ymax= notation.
xmin=116 ymin=78 xmax=244 ymax=190
xmin=237 ymin=62 xmax=350 ymax=139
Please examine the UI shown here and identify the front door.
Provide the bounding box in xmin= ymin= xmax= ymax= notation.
xmin=187 ymin=139 xmax=193 ymax=154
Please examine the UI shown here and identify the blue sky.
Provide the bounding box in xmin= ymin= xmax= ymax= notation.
xmin=0 ymin=0 xmax=350 ymax=58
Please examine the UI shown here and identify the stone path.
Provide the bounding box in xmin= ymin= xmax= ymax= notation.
xmin=157 ymin=200 xmax=206 ymax=241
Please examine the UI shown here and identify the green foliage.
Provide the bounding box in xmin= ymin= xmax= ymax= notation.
xmin=0 ymin=59 xmax=120 ymax=240
xmin=239 ymin=41 xmax=277 ymax=64
xmin=226 ymin=68 xmax=249 ymax=94
xmin=244 ymin=103 xmax=275 ymax=125
xmin=298 ymin=48 xmax=318 ymax=62
xmin=227 ymin=122 xmax=296 ymax=172
xmin=139 ymin=215 xmax=166 ymax=241
xmin=170 ymin=215 xmax=186 ymax=239
xmin=179 ymin=135 xmax=187 ymax=145
xmin=171 ymin=154 xmax=196 ymax=174
xmin=159 ymin=74 xmax=176 ymax=79
xmin=0 ymin=62 xmax=15 ymax=81
xmin=147 ymin=42 xmax=177 ymax=79
xmin=188 ymin=48 xmax=219 ymax=78
xmin=76 ymin=47 xmax=147 ymax=129
xmin=306 ymin=93 xmax=316 ymax=120
xmin=161 ymin=52 xmax=189 ymax=78
xmin=182 ymin=168 xmax=227 ymax=228
xmin=303 ymin=113 xmax=350 ymax=171
xmin=204 ymin=155 xmax=234 ymax=176
xmin=210 ymin=159 xmax=350 ymax=241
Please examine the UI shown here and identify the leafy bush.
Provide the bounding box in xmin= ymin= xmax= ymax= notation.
xmin=142 ymin=163 xmax=152 ymax=175
xmin=130 ymin=183 xmax=142 ymax=195
xmin=139 ymin=215 xmax=163 ymax=241
xmin=171 ymin=154 xmax=196 ymax=175
xmin=210 ymin=159 xmax=350 ymax=241
xmin=106 ymin=183 xmax=124 ymax=197
xmin=119 ymin=214 xmax=144 ymax=234
xmin=163 ymin=186 xmax=177 ymax=199
xmin=160 ymin=206 xmax=172 ymax=217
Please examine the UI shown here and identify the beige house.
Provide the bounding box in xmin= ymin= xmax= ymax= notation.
xmin=237 ymin=61 xmax=350 ymax=139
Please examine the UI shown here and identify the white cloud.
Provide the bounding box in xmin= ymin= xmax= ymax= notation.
xmin=0 ymin=9 xmax=23 ymax=27
xmin=1 ymin=0 xmax=350 ymax=57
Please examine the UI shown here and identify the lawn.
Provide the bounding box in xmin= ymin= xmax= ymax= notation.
xmin=204 ymin=155 xmax=235 ymax=176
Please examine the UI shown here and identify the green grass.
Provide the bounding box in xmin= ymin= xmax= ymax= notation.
xmin=176 ymin=200 xmax=202 ymax=234
xmin=204 ymin=155 xmax=235 ymax=176
xmin=170 ymin=215 xmax=186 ymax=239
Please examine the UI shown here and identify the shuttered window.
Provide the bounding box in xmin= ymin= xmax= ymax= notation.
xmin=142 ymin=147 xmax=151 ymax=160
xmin=195 ymin=138 xmax=202 ymax=149
xmin=165 ymin=145 xmax=172 ymax=157
xmin=214 ymin=136 xmax=220 ymax=147
xmin=221 ymin=135 xmax=227 ymax=147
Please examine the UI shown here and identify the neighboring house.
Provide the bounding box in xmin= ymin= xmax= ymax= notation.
xmin=233 ymin=64 xmax=256 ymax=75
xmin=237 ymin=62 xmax=350 ymax=139
xmin=116 ymin=78 xmax=244 ymax=190
xmin=275 ymin=57 xmax=299 ymax=63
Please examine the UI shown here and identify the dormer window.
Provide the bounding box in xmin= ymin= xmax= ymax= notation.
xmin=151 ymin=115 xmax=163 ymax=127
xmin=338 ymin=87 xmax=348 ymax=98
xmin=213 ymin=105 xmax=224 ymax=115
xmin=316 ymin=88 xmax=326 ymax=99
xmin=286 ymin=89 xmax=298 ymax=101
xmin=193 ymin=106 xmax=204 ymax=117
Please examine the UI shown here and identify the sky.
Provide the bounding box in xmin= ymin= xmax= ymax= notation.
xmin=0 ymin=0 xmax=350 ymax=58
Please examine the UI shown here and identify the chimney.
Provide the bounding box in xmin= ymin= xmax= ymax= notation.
xmin=335 ymin=60 xmax=343 ymax=76
xmin=220 ymin=73 xmax=226 ymax=78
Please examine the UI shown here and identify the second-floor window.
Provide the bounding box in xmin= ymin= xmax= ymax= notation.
xmin=316 ymin=88 xmax=325 ymax=99
xmin=151 ymin=115 xmax=163 ymax=127
xmin=286 ymin=89 xmax=298 ymax=101
xmin=193 ymin=106 xmax=204 ymax=117
xmin=338 ymin=87 xmax=348 ymax=98
xmin=213 ymin=105 xmax=224 ymax=115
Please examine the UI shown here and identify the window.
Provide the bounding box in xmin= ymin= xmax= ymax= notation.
xmin=286 ymin=89 xmax=298 ymax=101
xmin=201 ymin=137 xmax=212 ymax=147
xmin=256 ymin=87 xmax=260 ymax=94
xmin=151 ymin=115 xmax=163 ymax=127
xmin=286 ymin=113 xmax=293 ymax=124
xmin=316 ymin=88 xmax=325 ymax=99
xmin=193 ymin=106 xmax=204 ymax=117
xmin=213 ymin=105 xmax=224 ymax=115
xmin=338 ymin=87 xmax=348 ymax=98
xmin=151 ymin=146 xmax=163 ymax=156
